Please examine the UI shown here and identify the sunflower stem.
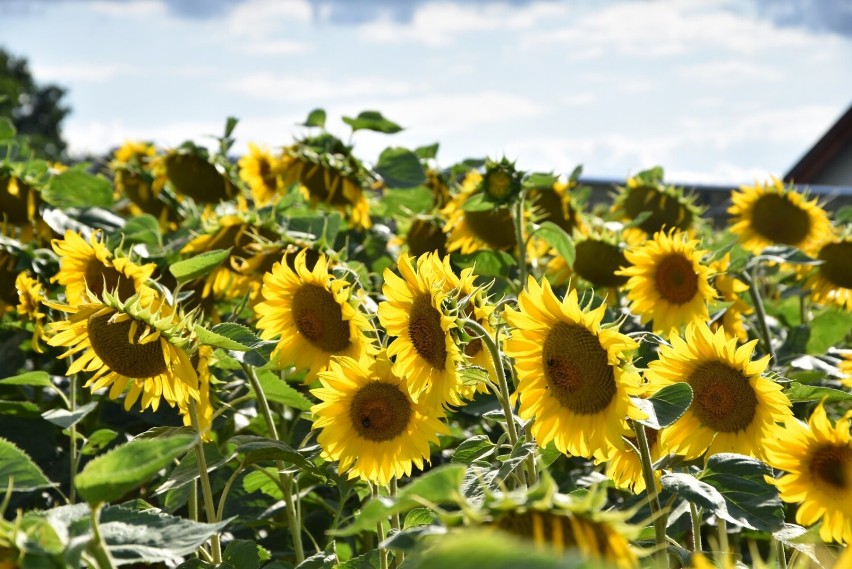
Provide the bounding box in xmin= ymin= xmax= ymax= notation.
xmin=745 ymin=269 xmax=777 ymax=363
xmin=462 ymin=318 xmax=519 ymax=449
xmin=776 ymin=539 xmax=788 ymax=569
xmin=513 ymin=194 xmax=528 ymax=287
xmin=243 ymin=363 xmax=305 ymax=564
xmin=689 ymin=502 xmax=702 ymax=551
xmin=88 ymin=502 xmax=116 ymax=569
xmin=188 ymin=479 xmax=198 ymax=522
xmin=190 ymin=401 xmax=222 ymax=565
xmin=717 ymin=517 xmax=729 ymax=556
xmin=373 ymin=484 xmax=389 ymax=569
xmin=632 ymin=420 xmax=667 ymax=568
xmin=69 ymin=374 xmax=78 ymax=504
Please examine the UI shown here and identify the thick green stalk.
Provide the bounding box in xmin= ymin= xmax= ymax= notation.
xmin=190 ymin=401 xmax=222 ymax=564
xmin=717 ymin=517 xmax=729 ymax=556
xmin=632 ymin=421 xmax=667 ymax=568
xmin=745 ymin=269 xmax=777 ymax=363
xmin=69 ymin=375 xmax=78 ymax=504
xmin=689 ymin=503 xmax=702 ymax=551
xmin=513 ymin=195 xmax=528 ymax=286
xmin=89 ymin=503 xmax=116 ymax=569
xmin=244 ymin=363 xmax=305 ymax=564
xmin=776 ymin=539 xmax=788 ymax=569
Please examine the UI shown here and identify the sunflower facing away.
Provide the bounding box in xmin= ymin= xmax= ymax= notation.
xmin=504 ymin=277 xmax=644 ymax=460
xmin=646 ymin=322 xmax=792 ymax=461
xmin=47 ymin=290 xmax=199 ymax=412
xmin=311 ymin=353 xmax=448 ymax=485
xmin=612 ymin=170 xmax=700 ymax=243
xmin=617 ymin=229 xmax=716 ymax=334
xmin=238 ymin=143 xmax=283 ymax=206
xmin=162 ymin=146 xmax=236 ymax=204
xmin=728 ymin=177 xmax=832 ymax=255
xmin=255 ymin=250 xmax=374 ymax=383
xmin=764 ymin=401 xmax=852 ymax=544
xmin=378 ymin=252 xmax=466 ymax=410
xmin=15 ymin=272 xmax=47 ymax=353
xmin=51 ymin=229 xmax=155 ymax=305
xmin=442 ymin=171 xmax=518 ymax=255
xmin=802 ymin=235 xmax=852 ymax=311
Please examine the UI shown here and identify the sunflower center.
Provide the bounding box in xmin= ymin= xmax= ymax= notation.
xmin=687 ymin=360 xmax=757 ymax=433
xmin=809 ymin=444 xmax=852 ymax=490
xmin=531 ymin=189 xmax=576 ymax=234
xmin=654 ymin=254 xmax=698 ymax=305
xmin=407 ymin=219 xmax=448 ymax=258
xmin=574 ymin=240 xmax=630 ymax=288
xmin=541 ymin=322 xmax=616 ymax=415
xmin=84 ymin=260 xmax=138 ymax=301
xmin=463 ymin=207 xmax=517 ymax=250
xmin=291 ymin=284 xmax=351 ymax=353
xmin=87 ymin=310 xmax=167 ymax=378
xmin=301 ymin=163 xmax=354 ymax=206
xmin=623 ymin=185 xmax=692 ymax=234
xmin=485 ymin=170 xmax=514 ymax=201
xmin=349 ymin=382 xmax=412 ymax=442
xmin=408 ymin=294 xmax=448 ymax=370
xmin=750 ymin=193 xmax=811 ymax=245
xmin=818 ymin=241 xmax=852 ymax=289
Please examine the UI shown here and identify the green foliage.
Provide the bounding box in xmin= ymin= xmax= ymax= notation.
xmin=0 ymin=437 xmax=53 ymax=492
xmin=374 ymin=147 xmax=426 ymax=188
xmin=170 ymin=248 xmax=232 ymax=282
xmin=342 ymin=110 xmax=403 ymax=134
xmin=634 ymin=383 xmax=693 ymax=429
xmin=43 ymin=169 xmax=115 ymax=209
xmin=533 ymin=221 xmax=576 ymax=268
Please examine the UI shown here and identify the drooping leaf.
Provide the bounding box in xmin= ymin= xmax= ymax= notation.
xmin=76 ymin=432 xmax=198 ymax=504
xmin=700 ymin=453 xmax=784 ymax=532
xmin=661 ymin=472 xmax=727 ymax=514
xmin=43 ymin=170 xmax=114 ymax=208
xmin=533 ymin=221 xmax=575 ymax=267
xmin=42 ymin=401 xmax=98 ymax=429
xmin=374 ymin=147 xmax=426 ymax=189
xmin=302 ymin=108 xmax=327 ymax=128
xmin=634 ymin=383 xmax=693 ymax=429
xmin=0 ymin=437 xmax=53 ymax=492
xmin=342 ymin=110 xmax=403 ymax=134
xmin=169 ymin=248 xmax=232 ymax=283
xmin=230 ymin=435 xmax=317 ymax=472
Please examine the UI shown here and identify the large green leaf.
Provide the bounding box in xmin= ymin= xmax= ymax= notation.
xmin=43 ymin=169 xmax=114 ymax=208
xmin=230 ymin=435 xmax=317 ymax=472
xmin=122 ymin=214 xmax=162 ymax=248
xmin=342 ymin=110 xmax=402 ymax=134
xmin=807 ymin=310 xmax=852 ymax=354
xmin=251 ymin=369 xmax=313 ymax=411
xmin=42 ymin=401 xmax=98 ymax=429
xmin=634 ymin=383 xmax=693 ymax=429
xmin=661 ymin=472 xmax=727 ymax=514
xmin=451 ymin=435 xmax=497 ymax=465
xmin=0 ymin=437 xmax=53 ymax=492
xmin=155 ymin=442 xmax=228 ymax=495
xmin=222 ymin=539 xmax=269 ymax=569
xmin=334 ymin=464 xmax=467 ymax=536
xmin=169 ymin=248 xmax=232 ymax=283
xmin=195 ymin=322 xmax=264 ymax=351
xmin=700 ymin=453 xmax=784 ymax=532
xmin=76 ymin=432 xmax=198 ymax=504
xmin=0 ymin=116 xmax=17 ymax=139
xmin=784 ymin=381 xmax=852 ymax=404
xmin=533 ymin=221 xmax=575 ymax=267
xmin=0 ymin=370 xmax=51 ymax=387
xmin=374 ymin=147 xmax=426 ymax=189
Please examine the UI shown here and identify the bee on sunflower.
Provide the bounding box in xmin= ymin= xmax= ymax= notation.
xmin=728 ymin=176 xmax=832 ymax=256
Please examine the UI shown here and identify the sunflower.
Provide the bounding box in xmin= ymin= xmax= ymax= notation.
xmin=442 ymin=171 xmax=518 ymax=255
xmin=179 ymin=344 xmax=215 ymax=439
xmin=162 ymin=146 xmax=236 ymax=204
xmin=764 ymin=401 xmax=852 ymax=544
xmin=0 ymin=169 xmax=50 ymax=243
xmin=646 ymin=322 xmax=792 ymax=461
xmin=606 ymin=423 xmax=661 ymax=494
xmin=15 ymin=272 xmax=46 ymax=353
xmin=424 ymin=167 xmax=451 ymax=209
xmin=612 ymin=170 xmax=701 ymax=244
xmin=47 ymin=290 xmax=199 ymax=412
xmin=378 ymin=252 xmax=466 ymax=410
xmin=255 ymin=250 xmax=374 ymax=383
xmin=280 ymin=137 xmax=372 ymax=230
xmin=0 ymin=247 xmax=19 ymax=315
xmin=503 ymin=277 xmax=644 ymax=460
xmin=238 ymin=143 xmax=283 ymax=206
xmin=395 ymin=216 xmax=449 ymax=258
xmin=617 ymin=229 xmax=716 ymax=334
xmin=528 ymin=178 xmax=584 ymax=236
xmin=565 ymin=228 xmax=631 ymax=293
xmin=456 ymin=267 xmax=499 ymax=400
xmin=728 ymin=177 xmax=832 ymax=255
xmin=841 ymin=352 xmax=852 ymax=389
xmin=51 ymin=230 xmax=156 ymax=305
xmin=710 ymin=253 xmax=753 ymax=342
xmin=112 ymin=141 xmax=179 ymax=228
xmin=311 ymin=353 xmax=448 ymax=485
xmin=802 ymin=235 xmax=852 ymax=311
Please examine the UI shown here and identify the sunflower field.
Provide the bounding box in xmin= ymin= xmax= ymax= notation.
xmin=2 ymin=110 xmax=852 ymax=569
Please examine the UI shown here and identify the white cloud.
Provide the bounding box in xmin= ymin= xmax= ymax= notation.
xmin=227 ymin=0 xmax=311 ymax=38
xmin=583 ymin=72 xmax=656 ymax=94
xmin=230 ymin=73 xmax=420 ymax=101
xmin=238 ymin=39 xmax=314 ymax=55
xmin=525 ymin=2 xmax=814 ymax=57
xmin=678 ymin=60 xmax=784 ymax=84
xmin=85 ymin=0 xmax=166 ymax=18
xmin=561 ymin=92 xmax=597 ymax=106
xmin=31 ymin=63 xmax=127 ymax=83
xmin=358 ymin=1 xmax=569 ymax=46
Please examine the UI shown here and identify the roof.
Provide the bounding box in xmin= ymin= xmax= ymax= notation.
xmin=785 ymin=103 xmax=852 ymax=184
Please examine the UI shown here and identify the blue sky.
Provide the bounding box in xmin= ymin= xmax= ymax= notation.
xmin=3 ymin=0 xmax=852 ymax=185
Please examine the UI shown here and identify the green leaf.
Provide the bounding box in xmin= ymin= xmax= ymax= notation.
xmin=80 ymin=429 xmax=119 ymax=456
xmin=76 ymin=432 xmax=197 ymax=504
xmin=0 ymin=437 xmax=53 ymax=492
xmin=834 ymin=205 xmax=852 ymax=224
xmin=42 ymin=401 xmax=98 ymax=429
xmin=170 ymin=248 xmax=232 ymax=283
xmin=0 ymin=117 xmax=17 ymax=139
xmin=224 ymin=116 xmax=239 ymax=138
xmin=414 ymin=143 xmax=439 ymax=160
xmin=155 ymin=442 xmax=228 ymax=494
xmin=403 ymin=508 xmax=435 ymax=529
xmin=452 ymin=435 xmax=496 ymax=464
xmin=756 ymin=245 xmax=821 ymax=266
xmin=534 ymin=221 xmax=575 ymax=267
xmin=302 ymin=108 xmax=327 ymax=128
xmin=223 ymin=539 xmax=268 ymax=569
xmin=335 ymin=464 xmax=466 ymax=536
xmin=453 ymin=250 xmax=517 ymax=278
xmin=251 ymin=370 xmax=313 ymax=411
xmin=459 ymin=366 xmax=489 ymax=387
xmin=700 ymin=453 xmax=784 ymax=532
xmin=371 ymin=187 xmax=432 ymax=217
xmin=337 ymin=550 xmax=380 ymax=569
xmin=661 ymin=472 xmax=727 ymax=514
xmin=523 ymin=172 xmax=558 ymax=189
xmin=0 ymin=370 xmax=51 ymax=387
xmin=807 ymin=310 xmax=852 ymax=354
xmin=243 ymin=468 xmax=283 ymax=499
xmin=195 ymin=323 xmax=261 ymax=352
xmin=122 ymin=214 xmax=162 ymax=247
xmin=783 ymin=381 xmax=852 ymax=403
xmin=43 ymin=170 xmax=114 ymax=208
xmin=374 ymin=147 xmax=426 ymax=189
xmin=230 ymin=435 xmax=317 ymax=472
xmin=342 ymin=110 xmax=403 ymax=134
xmin=634 ymin=383 xmax=693 ymax=429
xmin=461 ymin=193 xmax=494 ymax=212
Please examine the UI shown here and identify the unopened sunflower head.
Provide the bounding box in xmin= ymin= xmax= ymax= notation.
xmin=728 ymin=176 xmax=832 ymax=255
xmin=47 ymin=288 xmax=200 ymax=413
xmin=478 ymin=157 xmax=523 ymax=205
